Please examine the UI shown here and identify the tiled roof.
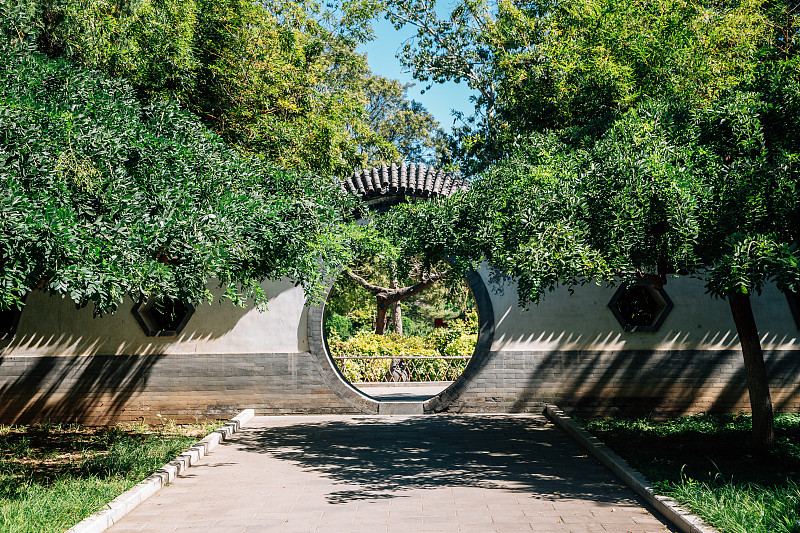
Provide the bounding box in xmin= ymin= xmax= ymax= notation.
xmin=342 ymin=162 xmax=468 ymax=205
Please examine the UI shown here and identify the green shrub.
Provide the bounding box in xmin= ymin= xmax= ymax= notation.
xmin=443 ymin=333 xmax=477 ymax=358
xmin=328 ymin=325 xmax=477 ymax=382
xmin=401 ymin=315 xmax=431 ymax=336
xmin=324 ymin=312 xmax=353 ymax=340
xmin=426 ymin=327 xmax=462 ymax=356
xmin=329 ymin=332 xmax=438 ymax=382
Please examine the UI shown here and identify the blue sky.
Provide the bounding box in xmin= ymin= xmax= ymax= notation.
xmin=356 ymin=13 xmax=475 ymax=131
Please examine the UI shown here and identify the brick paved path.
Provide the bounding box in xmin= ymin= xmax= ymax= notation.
xmin=107 ymin=414 xmax=675 ymax=533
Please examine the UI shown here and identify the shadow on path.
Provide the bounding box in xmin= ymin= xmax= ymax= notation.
xmin=235 ymin=415 xmax=638 ymax=506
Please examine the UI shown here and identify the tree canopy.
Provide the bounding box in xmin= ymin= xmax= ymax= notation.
xmin=12 ymin=0 xmax=445 ymax=176
xmin=355 ymin=0 xmax=772 ymax=173
xmin=364 ymin=0 xmax=800 ymax=448
xmin=0 ymin=0 xmax=448 ymax=314
xmin=361 ymin=74 xmax=447 ymax=166
xmin=0 ymin=6 xmax=355 ymax=313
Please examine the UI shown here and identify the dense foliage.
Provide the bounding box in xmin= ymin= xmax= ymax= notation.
xmin=356 ymin=0 xmax=771 ymax=174
xmin=449 ymin=90 xmax=800 ymax=306
xmin=13 ymin=0 xmax=444 ymax=176
xmin=0 ymin=9 xmax=355 ymax=313
xmin=361 ymin=74 xmax=448 ymax=166
xmin=326 ymin=249 xmax=473 ymax=329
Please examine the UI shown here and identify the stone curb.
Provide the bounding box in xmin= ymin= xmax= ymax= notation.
xmin=66 ymin=409 xmax=256 ymax=533
xmin=544 ymin=405 xmax=718 ymax=533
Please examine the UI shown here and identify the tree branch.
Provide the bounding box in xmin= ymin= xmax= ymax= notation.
xmin=346 ymin=269 xmax=384 ymax=295
xmin=386 ymin=271 xmax=447 ymax=303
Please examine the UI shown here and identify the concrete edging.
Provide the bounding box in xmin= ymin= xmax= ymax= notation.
xmin=544 ymin=404 xmax=718 ymax=533
xmin=66 ymin=409 xmax=256 ymax=533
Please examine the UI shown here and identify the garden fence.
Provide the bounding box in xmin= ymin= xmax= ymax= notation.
xmin=332 ymin=355 xmax=471 ymax=383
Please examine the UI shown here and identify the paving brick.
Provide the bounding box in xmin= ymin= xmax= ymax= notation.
xmin=104 ymin=415 xmax=677 ymax=533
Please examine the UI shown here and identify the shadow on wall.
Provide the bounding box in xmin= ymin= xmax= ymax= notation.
xmin=1 ymin=278 xmax=305 ymax=357
xmin=506 ymin=347 xmax=800 ymax=415
xmin=0 ymin=279 xmax=312 ymax=425
xmin=0 ymin=348 xmax=166 ymax=425
xmin=0 ymin=292 xmax=252 ymax=425
xmin=0 ymin=310 xmax=249 ymax=358
xmin=491 ymin=327 xmax=798 ymax=354
xmin=233 ymin=416 xmax=648 ymax=507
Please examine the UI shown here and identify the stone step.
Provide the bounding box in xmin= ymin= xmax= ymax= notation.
xmin=377 ymin=401 xmax=424 ymax=415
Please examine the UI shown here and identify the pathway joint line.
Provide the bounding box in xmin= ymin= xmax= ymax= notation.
xmin=66 ymin=408 xmax=256 ymax=533
xmin=544 ymin=404 xmax=719 ymax=533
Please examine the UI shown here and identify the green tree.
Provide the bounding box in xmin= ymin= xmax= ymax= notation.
xmin=0 ymin=7 xmax=354 ymax=313
xmin=361 ymin=73 xmax=444 ymax=166
xmin=694 ymin=84 xmax=800 ymax=450
xmin=352 ymin=0 xmax=770 ymax=173
xmin=19 ymin=0 xmax=382 ymax=176
xmin=379 ymin=88 xmax=799 ymax=449
xmin=362 ymin=0 xmax=798 ymax=450
xmin=331 ymin=224 xmax=448 ymax=335
xmin=188 ymin=0 xmax=372 ymax=175
xmin=346 ymin=263 xmax=447 ymax=335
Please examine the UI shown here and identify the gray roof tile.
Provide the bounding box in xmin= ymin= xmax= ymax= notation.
xmin=343 ymin=162 xmax=467 ymax=205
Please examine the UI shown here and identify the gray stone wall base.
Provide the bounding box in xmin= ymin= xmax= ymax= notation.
xmin=0 ymin=353 xmax=359 ymax=425
xmin=442 ymin=348 xmax=800 ymax=415
xmin=1 ymin=348 xmax=799 ymax=424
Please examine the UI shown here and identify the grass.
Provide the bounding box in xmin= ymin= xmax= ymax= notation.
xmin=0 ymin=419 xmax=220 ymax=533
xmin=579 ymin=413 xmax=800 ymax=533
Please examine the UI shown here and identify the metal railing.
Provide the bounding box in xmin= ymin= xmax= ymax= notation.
xmin=332 ymin=355 xmax=471 ymax=383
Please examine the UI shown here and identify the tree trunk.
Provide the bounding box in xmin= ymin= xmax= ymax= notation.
xmin=346 ymin=269 xmax=446 ymax=335
xmin=729 ymin=292 xmax=775 ymax=451
xmin=375 ymin=299 xmax=388 ymax=335
xmin=390 ymin=278 xmax=402 ymax=334
xmin=391 ymin=301 xmax=402 ymax=334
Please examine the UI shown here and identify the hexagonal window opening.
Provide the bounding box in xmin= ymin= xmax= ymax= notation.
xmin=608 ymin=282 xmax=673 ymax=332
xmin=132 ymin=296 xmax=194 ymax=337
xmin=786 ymin=290 xmax=800 ymax=331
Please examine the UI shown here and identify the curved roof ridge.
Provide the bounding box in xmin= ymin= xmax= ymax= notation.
xmin=344 ymin=162 xmax=467 ymax=206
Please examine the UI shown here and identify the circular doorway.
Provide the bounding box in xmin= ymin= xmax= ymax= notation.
xmin=307 ymin=268 xmax=495 ymax=414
